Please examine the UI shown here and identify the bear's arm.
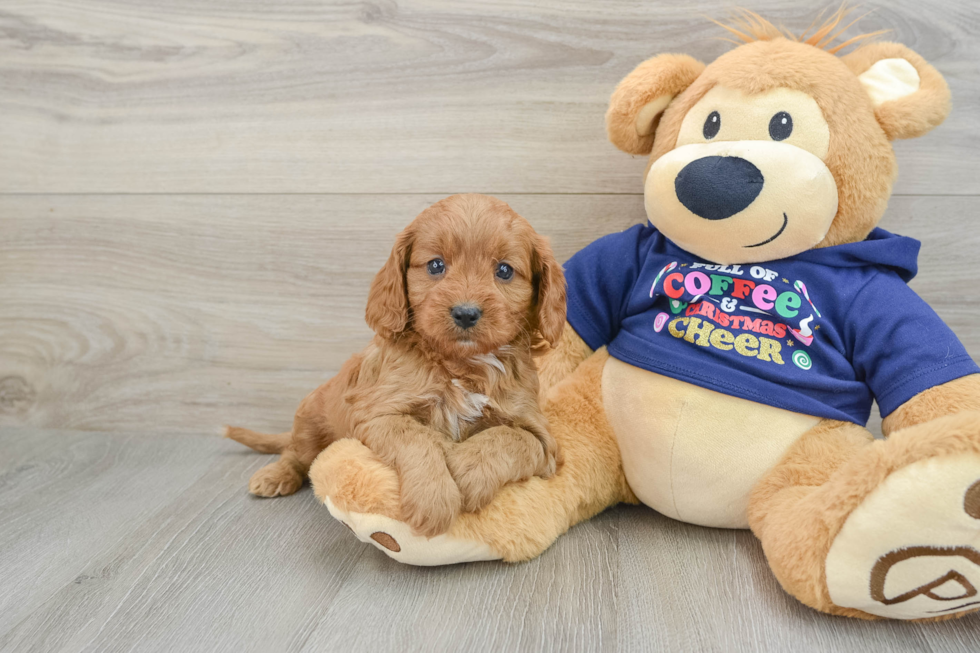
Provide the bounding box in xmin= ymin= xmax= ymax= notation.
xmin=882 ymin=375 xmax=980 ymax=435
xmin=535 ymin=322 xmax=594 ymax=397
xmin=847 ymin=271 xmax=980 ymax=433
xmin=536 ymin=223 xmax=653 ymax=397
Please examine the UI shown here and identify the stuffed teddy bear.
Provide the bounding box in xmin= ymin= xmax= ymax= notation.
xmin=308 ymin=12 xmax=980 ymax=621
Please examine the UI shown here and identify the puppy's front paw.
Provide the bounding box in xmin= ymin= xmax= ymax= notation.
xmin=399 ymin=470 xmax=462 ymax=538
xmin=457 ymin=469 xmax=500 ymax=513
xmin=538 ymin=436 xmax=562 ymax=479
xmin=446 ymin=447 xmax=500 ymax=513
xmin=249 ymin=462 xmax=304 ymax=497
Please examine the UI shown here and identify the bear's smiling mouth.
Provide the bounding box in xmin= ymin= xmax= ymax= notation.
xmin=744 ymin=213 xmax=788 ymax=248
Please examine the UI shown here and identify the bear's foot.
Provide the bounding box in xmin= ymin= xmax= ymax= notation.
xmin=751 ymin=412 xmax=980 ymax=620
xmin=826 ymin=452 xmax=980 ymax=620
xmin=322 ymin=495 xmax=501 ymax=566
xmin=308 ymin=439 xmax=502 ymax=566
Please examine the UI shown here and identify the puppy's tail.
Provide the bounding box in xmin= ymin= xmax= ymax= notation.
xmin=224 ymin=426 xmax=291 ymax=454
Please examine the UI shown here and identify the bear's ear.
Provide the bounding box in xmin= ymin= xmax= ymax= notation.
xmin=606 ymin=54 xmax=705 ymax=155
xmin=841 ymin=42 xmax=951 ymax=140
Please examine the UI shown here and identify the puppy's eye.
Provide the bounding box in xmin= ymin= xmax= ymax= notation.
xmin=703 ymin=111 xmax=720 ymax=139
xmin=769 ymin=111 xmax=793 ymax=141
xmin=495 ymin=262 xmax=514 ymax=281
xmin=426 ymin=258 xmax=445 ymax=276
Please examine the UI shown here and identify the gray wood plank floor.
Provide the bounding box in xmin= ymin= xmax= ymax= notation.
xmin=1 ymin=428 xmax=978 ymax=653
xmin=3 ymin=0 xmax=980 ymax=650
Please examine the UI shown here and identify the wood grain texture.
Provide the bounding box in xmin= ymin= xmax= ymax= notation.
xmin=0 ymin=193 xmax=641 ymax=433
xmin=617 ymin=506 xmax=980 ymax=652
xmin=0 ymin=429 xmax=977 ymax=653
xmin=0 ymin=0 xmax=978 ymax=194
xmin=2 ymin=1 xmax=980 ymax=650
xmin=0 ymin=429 xmax=368 ymax=653
xmin=3 ymin=194 xmax=978 ymax=435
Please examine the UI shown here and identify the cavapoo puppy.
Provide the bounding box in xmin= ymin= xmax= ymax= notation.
xmin=226 ymin=194 xmax=566 ymax=536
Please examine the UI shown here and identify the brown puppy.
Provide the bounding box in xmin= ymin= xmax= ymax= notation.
xmin=226 ymin=194 xmax=566 ymax=536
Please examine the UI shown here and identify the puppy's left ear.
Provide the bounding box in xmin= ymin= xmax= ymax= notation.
xmin=365 ymin=227 xmax=413 ymax=338
xmin=842 ymin=42 xmax=951 ymax=140
xmin=531 ymin=235 xmax=567 ymax=348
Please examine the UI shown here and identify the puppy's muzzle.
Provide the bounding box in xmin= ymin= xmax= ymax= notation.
xmin=674 ymin=155 xmax=764 ymax=221
xmin=451 ymin=304 xmax=482 ymax=330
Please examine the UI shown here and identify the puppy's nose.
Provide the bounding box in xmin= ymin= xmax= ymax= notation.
xmin=451 ymin=304 xmax=482 ymax=330
xmin=674 ymin=156 xmax=764 ymax=220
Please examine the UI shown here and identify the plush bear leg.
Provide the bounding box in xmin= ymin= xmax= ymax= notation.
xmin=749 ymin=412 xmax=980 ymax=620
xmin=309 ymin=349 xmax=635 ymax=565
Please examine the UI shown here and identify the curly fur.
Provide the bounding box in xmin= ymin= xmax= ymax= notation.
xmin=226 ymin=194 xmax=566 ymax=537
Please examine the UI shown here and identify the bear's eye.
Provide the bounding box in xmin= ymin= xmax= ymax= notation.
xmin=426 ymin=258 xmax=445 ymax=276
xmin=703 ymin=111 xmax=721 ymax=139
xmin=769 ymin=111 xmax=793 ymax=141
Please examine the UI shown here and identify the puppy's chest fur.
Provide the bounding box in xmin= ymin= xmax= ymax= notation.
xmin=422 ymin=351 xmax=517 ymax=442
xmin=344 ymin=341 xmax=532 ymax=442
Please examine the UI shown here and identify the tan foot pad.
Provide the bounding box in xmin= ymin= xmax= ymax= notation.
xmin=323 ymin=497 xmax=502 ymax=566
xmin=826 ymin=454 xmax=980 ymax=619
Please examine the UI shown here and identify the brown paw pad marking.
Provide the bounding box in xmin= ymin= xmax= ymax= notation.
xmin=966 ymin=480 xmax=980 ymax=520
xmin=871 ymin=546 xmax=980 ymax=614
xmin=370 ymin=531 xmax=401 ymax=552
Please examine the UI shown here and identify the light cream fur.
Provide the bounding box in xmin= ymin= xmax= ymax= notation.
xmin=603 ymin=357 xmax=820 ymax=527
xmin=825 ymin=454 xmax=980 ymax=619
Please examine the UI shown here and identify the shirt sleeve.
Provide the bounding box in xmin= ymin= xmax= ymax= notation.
xmin=847 ymin=271 xmax=980 ymax=418
xmin=563 ymin=223 xmax=650 ymax=350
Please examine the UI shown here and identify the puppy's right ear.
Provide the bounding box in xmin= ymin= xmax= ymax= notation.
xmin=365 ymin=228 xmax=413 ymax=338
xmin=531 ymin=234 xmax=567 ymax=349
xmin=606 ymin=54 xmax=704 ymax=155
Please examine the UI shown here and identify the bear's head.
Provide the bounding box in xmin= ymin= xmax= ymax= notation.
xmin=606 ymin=12 xmax=951 ymax=264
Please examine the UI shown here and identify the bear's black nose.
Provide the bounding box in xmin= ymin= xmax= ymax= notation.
xmin=674 ymin=156 xmax=764 ymax=220
xmin=451 ymin=304 xmax=482 ymax=329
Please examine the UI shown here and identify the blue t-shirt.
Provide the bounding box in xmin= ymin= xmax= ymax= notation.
xmin=565 ymin=224 xmax=979 ymax=425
